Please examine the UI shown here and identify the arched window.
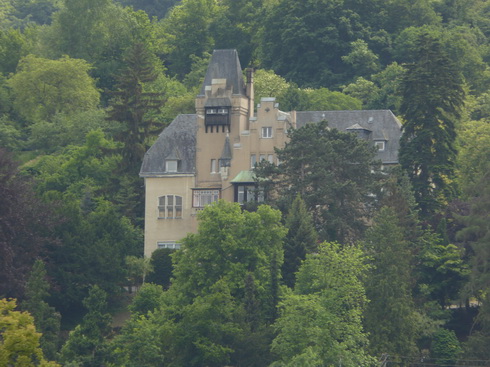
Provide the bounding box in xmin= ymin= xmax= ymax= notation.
xmin=158 ymin=195 xmax=182 ymax=219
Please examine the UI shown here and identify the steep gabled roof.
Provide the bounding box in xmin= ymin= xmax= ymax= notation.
xmin=139 ymin=114 xmax=197 ymax=177
xmin=296 ymin=110 xmax=402 ymax=164
xmin=199 ymin=49 xmax=247 ymax=96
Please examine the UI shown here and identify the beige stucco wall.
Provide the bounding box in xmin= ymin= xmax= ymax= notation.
xmin=143 ymin=175 xmax=197 ymax=257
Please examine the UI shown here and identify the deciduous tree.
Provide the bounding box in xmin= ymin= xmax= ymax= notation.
xmin=8 ymin=55 xmax=99 ymax=123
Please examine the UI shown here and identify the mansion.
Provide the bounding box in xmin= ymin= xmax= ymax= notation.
xmin=140 ymin=49 xmax=402 ymax=257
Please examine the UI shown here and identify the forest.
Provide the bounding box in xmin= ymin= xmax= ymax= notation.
xmin=1 ymin=0 xmax=490 ymax=365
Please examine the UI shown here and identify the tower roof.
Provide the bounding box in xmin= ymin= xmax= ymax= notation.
xmin=199 ymin=49 xmax=246 ymax=96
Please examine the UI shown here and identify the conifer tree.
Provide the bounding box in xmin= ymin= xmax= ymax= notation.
xmin=399 ymin=31 xmax=465 ymax=218
xmin=107 ymin=42 xmax=165 ymax=174
xmin=363 ymin=207 xmax=419 ymax=357
xmin=282 ymin=194 xmax=318 ymax=288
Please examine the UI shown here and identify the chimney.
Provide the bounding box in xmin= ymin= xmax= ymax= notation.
xmin=246 ymin=68 xmax=254 ymax=120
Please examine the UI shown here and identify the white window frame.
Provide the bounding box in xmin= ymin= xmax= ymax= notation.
xmin=165 ymin=160 xmax=178 ymax=173
xmin=192 ymin=189 xmax=220 ymax=208
xmin=374 ymin=141 xmax=385 ymax=151
xmin=217 ymin=108 xmax=228 ymax=114
xmin=250 ymin=154 xmax=256 ymax=168
xmin=158 ymin=195 xmax=183 ymax=219
xmin=211 ymin=159 xmax=217 ymax=173
xmin=261 ymin=126 xmax=273 ymax=138
xmin=157 ymin=241 xmax=181 ymax=250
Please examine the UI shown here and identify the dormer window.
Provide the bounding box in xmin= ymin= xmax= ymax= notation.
xmin=374 ymin=141 xmax=385 ymax=151
xmin=165 ymin=160 xmax=179 ymax=172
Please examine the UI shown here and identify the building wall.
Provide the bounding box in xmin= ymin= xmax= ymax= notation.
xmin=143 ymin=175 xmax=197 ymax=257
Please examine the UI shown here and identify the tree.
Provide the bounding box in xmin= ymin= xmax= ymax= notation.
xmin=399 ymin=31 xmax=465 ymax=218
xmin=257 ymin=120 xmax=380 ymax=243
xmin=8 ymin=55 xmax=99 ymax=123
xmin=363 ymin=207 xmax=419 ymax=357
xmin=161 ymin=0 xmax=219 ymax=78
xmin=60 ymin=285 xmax=112 ymax=366
xmin=107 ymin=42 xmax=165 ymax=174
xmin=21 ymin=260 xmax=61 ymax=360
xmin=282 ymin=195 xmax=318 ymax=289
xmin=270 ymin=242 xmax=374 ymax=366
xmin=260 ymin=0 xmax=369 ymax=87
xmin=112 ymin=201 xmax=286 ymax=367
xmin=145 ymin=248 xmax=174 ymax=289
xmin=431 ymin=328 xmax=462 ymax=366
xmin=172 ymin=201 xmax=286 ymax=314
xmin=0 ymin=298 xmax=59 ymax=367
xmin=0 ymin=148 xmax=57 ymax=299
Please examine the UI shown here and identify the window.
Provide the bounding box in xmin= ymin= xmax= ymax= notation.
xmin=217 ymin=108 xmax=228 ymax=114
xmin=211 ymin=159 xmax=217 ymax=173
xmin=193 ymin=189 xmax=220 ymax=208
xmin=235 ymin=184 xmax=264 ymax=204
xmin=261 ymin=127 xmax=273 ymax=138
xmin=158 ymin=195 xmax=182 ymax=219
xmin=165 ymin=160 xmax=178 ymax=172
xmin=374 ymin=141 xmax=385 ymax=151
xmin=259 ymin=154 xmax=266 ymax=162
xmin=206 ymin=108 xmax=217 ymax=114
xmin=250 ymin=154 xmax=257 ymax=168
xmin=157 ymin=241 xmax=181 ymax=250
xmin=268 ymin=154 xmax=274 ymax=163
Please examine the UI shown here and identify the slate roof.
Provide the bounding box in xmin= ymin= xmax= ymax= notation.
xmin=199 ymin=49 xmax=247 ymax=96
xmin=139 ymin=114 xmax=197 ymax=177
xmin=296 ymin=110 xmax=402 ymax=164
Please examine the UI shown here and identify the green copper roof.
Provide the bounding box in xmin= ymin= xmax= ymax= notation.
xmin=230 ymin=170 xmax=256 ymax=183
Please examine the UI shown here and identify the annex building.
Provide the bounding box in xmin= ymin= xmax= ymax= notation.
xmin=140 ymin=49 xmax=402 ymax=257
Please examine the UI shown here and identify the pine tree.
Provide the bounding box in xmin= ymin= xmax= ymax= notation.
xmin=107 ymin=42 xmax=165 ymax=174
xmin=399 ymin=31 xmax=465 ymax=218
xmin=282 ymin=195 xmax=318 ymax=288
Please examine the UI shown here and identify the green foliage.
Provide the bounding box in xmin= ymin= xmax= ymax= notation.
xmin=27 ymin=109 xmax=113 ymax=153
xmin=271 ymin=242 xmax=374 ymax=366
xmin=8 ymin=55 xmax=99 ymax=124
xmin=125 ymin=255 xmax=152 ymax=287
xmin=115 ymin=0 xmax=179 ymax=19
xmin=278 ymin=85 xmax=362 ymax=111
xmin=60 ymin=285 xmax=112 ymax=366
xmin=417 ymin=237 xmax=468 ymax=308
xmin=431 ymin=328 xmax=462 ymax=366
xmin=173 ymin=201 xmax=286 ymax=310
xmin=342 ymin=39 xmax=380 ymax=79
xmin=145 ymin=248 xmax=174 ymax=289
xmin=162 ymin=0 xmax=219 ymax=78
xmin=257 ymin=120 xmax=380 ymax=243
xmin=113 ymin=201 xmax=285 ymax=366
xmin=363 ymin=207 xmax=419 ymax=356
xmin=260 ymin=0 xmax=370 ymax=87
xmin=21 ymin=260 xmax=61 ymax=360
xmin=0 ymin=298 xmax=59 ymax=367
xmin=253 ymin=69 xmax=290 ymax=106
xmin=399 ymin=31 xmax=465 ymax=218
xmin=128 ymin=283 xmax=164 ymax=317
xmin=282 ymin=194 xmax=318 ymax=289
xmin=0 ymin=148 xmax=57 ymax=298
xmin=456 ymin=119 xmax=490 ymax=197
xmin=107 ymin=42 xmax=165 ymax=174
xmin=0 ymin=27 xmax=28 ymax=74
